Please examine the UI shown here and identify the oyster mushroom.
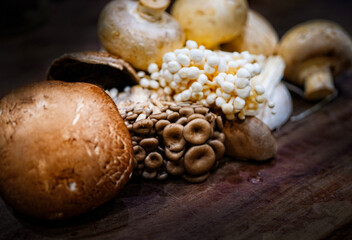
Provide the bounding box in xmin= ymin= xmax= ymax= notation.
xmin=221 ymin=9 xmax=278 ymax=56
xmin=171 ymin=0 xmax=248 ymax=49
xmin=98 ymin=0 xmax=185 ymax=70
xmin=278 ymin=20 xmax=352 ymax=100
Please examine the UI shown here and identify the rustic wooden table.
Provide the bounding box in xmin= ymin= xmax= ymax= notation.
xmin=0 ymin=0 xmax=351 ymax=239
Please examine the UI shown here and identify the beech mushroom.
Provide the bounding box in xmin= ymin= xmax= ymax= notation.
xmin=166 ymin=160 xmax=185 ymax=176
xmin=145 ymin=152 xmax=164 ymax=169
xmin=221 ymin=9 xmax=279 ymax=56
xmin=223 ymin=117 xmax=277 ymax=161
xmin=98 ymin=0 xmax=185 ymax=70
xmin=171 ymin=0 xmax=248 ymax=49
xmin=163 ymin=123 xmax=186 ymax=151
xmin=140 ymin=138 xmax=159 ymax=152
xmin=278 ymin=20 xmax=352 ymax=100
xmin=184 ymin=144 xmax=216 ymax=176
xmin=133 ymin=145 xmax=147 ymax=162
xmin=0 ymin=81 xmax=133 ymax=219
xmin=183 ymin=119 xmax=212 ymax=145
xmin=165 ymin=147 xmax=185 ymax=161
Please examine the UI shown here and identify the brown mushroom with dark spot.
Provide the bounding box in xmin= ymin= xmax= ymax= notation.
xmin=166 ymin=159 xmax=185 ymax=176
xmin=133 ymin=119 xmax=154 ymax=135
xmin=278 ymin=20 xmax=352 ymax=100
xmin=140 ymin=138 xmax=159 ymax=152
xmin=133 ymin=145 xmax=146 ymax=162
xmin=184 ymin=144 xmax=216 ymax=176
xmin=165 ymin=147 xmax=185 ymax=161
xmin=223 ymin=117 xmax=277 ymax=161
xmin=163 ymin=123 xmax=186 ymax=151
xmin=145 ymin=152 xmax=164 ymax=169
xmin=183 ymin=119 xmax=212 ymax=145
xmin=0 ymin=81 xmax=133 ymax=220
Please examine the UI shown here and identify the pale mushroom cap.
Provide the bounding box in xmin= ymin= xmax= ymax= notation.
xmin=98 ymin=0 xmax=185 ymax=70
xmin=221 ymin=9 xmax=278 ymax=56
xmin=171 ymin=0 xmax=248 ymax=49
xmin=278 ymin=20 xmax=352 ymax=82
xmin=223 ymin=117 xmax=277 ymax=161
xmin=0 ymin=81 xmax=133 ymax=219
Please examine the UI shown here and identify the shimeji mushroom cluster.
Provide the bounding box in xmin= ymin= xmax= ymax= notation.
xmin=138 ymin=40 xmax=274 ymax=120
xmin=106 ymin=86 xmax=225 ymax=183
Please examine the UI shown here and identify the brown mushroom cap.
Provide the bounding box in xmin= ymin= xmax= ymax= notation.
xmin=221 ymin=9 xmax=278 ymax=56
xmin=183 ymin=172 xmax=210 ymax=183
xmin=140 ymin=138 xmax=159 ymax=152
xmin=184 ymin=144 xmax=216 ymax=176
xmin=165 ymin=147 xmax=185 ymax=161
xmin=223 ymin=117 xmax=277 ymax=161
xmin=145 ymin=152 xmax=164 ymax=169
xmin=278 ymin=20 xmax=352 ymax=100
xmin=166 ymin=159 xmax=185 ymax=176
xmin=208 ymin=140 xmax=225 ymax=161
xmin=133 ymin=145 xmax=147 ymax=162
xmin=0 ymin=81 xmax=133 ymax=220
xmin=163 ymin=123 xmax=186 ymax=151
xmin=47 ymin=51 xmax=139 ymax=90
xmin=183 ymin=119 xmax=212 ymax=145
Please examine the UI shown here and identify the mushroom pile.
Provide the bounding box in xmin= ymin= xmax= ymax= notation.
xmin=106 ymin=86 xmax=225 ymax=183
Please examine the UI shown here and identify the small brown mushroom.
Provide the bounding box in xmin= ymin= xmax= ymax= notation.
xmin=142 ymin=169 xmax=157 ymax=179
xmin=155 ymin=119 xmax=170 ymax=135
xmin=150 ymin=112 xmax=168 ymax=120
xmin=145 ymin=152 xmax=164 ymax=169
xmin=163 ymin=123 xmax=186 ymax=151
xmin=215 ymin=116 xmax=224 ymax=131
xmin=184 ymin=144 xmax=216 ymax=176
xmin=183 ymin=119 xmax=212 ymax=145
xmin=166 ymin=159 xmax=185 ymax=176
xmin=223 ymin=117 xmax=277 ymax=161
xmin=187 ymin=113 xmax=206 ymax=122
xmin=167 ymin=112 xmax=180 ymax=122
xmin=176 ymin=117 xmax=188 ymax=125
xmin=278 ymin=20 xmax=352 ymax=100
xmin=183 ymin=172 xmax=210 ymax=183
xmin=179 ymin=107 xmax=194 ymax=117
xmin=133 ymin=145 xmax=147 ymax=162
xmin=133 ymin=119 xmax=154 ymax=135
xmin=165 ymin=147 xmax=185 ymax=161
xmin=140 ymin=138 xmax=159 ymax=152
xmin=208 ymin=140 xmax=225 ymax=161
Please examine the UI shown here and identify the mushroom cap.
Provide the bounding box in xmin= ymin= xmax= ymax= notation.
xmin=47 ymin=51 xmax=139 ymax=90
xmin=171 ymin=0 xmax=248 ymax=49
xmin=163 ymin=123 xmax=186 ymax=151
xmin=184 ymin=144 xmax=216 ymax=175
xmin=221 ymin=9 xmax=278 ymax=56
xmin=278 ymin=20 xmax=352 ymax=82
xmin=183 ymin=119 xmax=212 ymax=145
xmin=223 ymin=117 xmax=277 ymax=161
xmin=98 ymin=0 xmax=185 ymax=70
xmin=0 ymin=81 xmax=133 ymax=219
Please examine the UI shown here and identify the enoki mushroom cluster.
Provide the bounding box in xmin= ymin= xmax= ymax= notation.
xmin=106 ymin=86 xmax=225 ymax=183
xmin=138 ymin=40 xmax=274 ymax=120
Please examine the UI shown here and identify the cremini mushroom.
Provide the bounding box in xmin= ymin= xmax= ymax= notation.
xmin=278 ymin=20 xmax=352 ymax=100
xmin=184 ymin=144 xmax=216 ymax=176
xmin=163 ymin=123 xmax=186 ymax=151
xmin=171 ymin=0 xmax=248 ymax=49
xmin=183 ymin=119 xmax=212 ymax=145
xmin=223 ymin=117 xmax=277 ymax=161
xmin=98 ymin=0 xmax=185 ymax=70
xmin=221 ymin=9 xmax=278 ymax=56
xmin=0 ymin=81 xmax=134 ymax=220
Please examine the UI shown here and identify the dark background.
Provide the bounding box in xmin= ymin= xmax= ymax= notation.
xmin=0 ymin=0 xmax=351 ymax=97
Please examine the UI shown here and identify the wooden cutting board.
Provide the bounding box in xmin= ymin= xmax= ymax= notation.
xmin=0 ymin=75 xmax=351 ymax=239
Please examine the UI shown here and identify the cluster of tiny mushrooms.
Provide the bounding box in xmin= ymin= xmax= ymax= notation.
xmin=59 ymin=0 xmax=352 ymax=182
xmin=1 ymin=0 xmax=352 ymax=221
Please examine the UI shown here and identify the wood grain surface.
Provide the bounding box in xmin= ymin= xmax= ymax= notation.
xmin=0 ymin=0 xmax=351 ymax=239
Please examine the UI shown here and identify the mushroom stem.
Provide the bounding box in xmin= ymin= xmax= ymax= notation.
xmin=138 ymin=0 xmax=170 ymax=22
xmin=304 ymin=66 xmax=334 ymax=100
